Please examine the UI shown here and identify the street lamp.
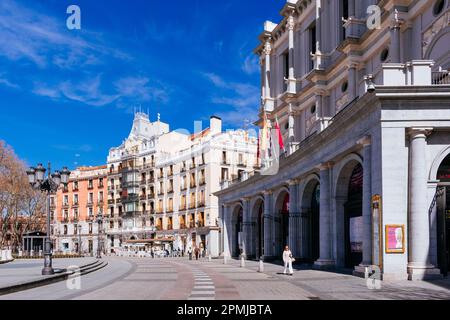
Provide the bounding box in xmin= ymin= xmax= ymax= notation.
xmin=96 ymin=213 xmax=103 ymax=259
xmin=27 ymin=163 xmax=70 ymax=275
xmin=78 ymin=225 xmax=82 ymax=256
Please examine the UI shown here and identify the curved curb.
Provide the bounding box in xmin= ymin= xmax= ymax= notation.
xmin=0 ymin=260 xmax=108 ymax=296
xmin=0 ymin=259 xmax=14 ymax=265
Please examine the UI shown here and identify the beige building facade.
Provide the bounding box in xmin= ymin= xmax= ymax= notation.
xmin=105 ymin=113 xmax=257 ymax=257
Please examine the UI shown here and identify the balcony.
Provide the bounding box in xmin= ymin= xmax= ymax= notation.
xmin=116 ymin=198 xmax=122 ymax=204
xmin=180 ymin=167 xmax=186 ymax=173
xmin=87 ymin=201 xmax=94 ymax=207
xmin=180 ymin=185 xmax=187 ymax=191
xmin=167 ymin=224 xmax=173 ymax=230
xmin=180 ymin=224 xmax=186 ymax=229
xmin=147 ymin=193 xmax=155 ymax=200
xmin=199 ymin=179 xmax=206 ymax=186
xmin=62 ymin=203 xmax=69 ymax=209
xmin=167 ymin=208 xmax=174 ymax=213
xmin=189 ymin=203 xmax=196 ymax=210
xmin=190 ymin=163 xmax=196 ymax=170
xmin=108 ymin=199 xmax=115 ymax=205
xmin=98 ymin=183 xmax=104 ymax=189
xmin=179 ymin=205 xmax=187 ymax=211
xmin=432 ymin=70 xmax=450 ymax=85
xmin=197 ymin=202 xmax=205 ymax=208
xmin=167 ymin=188 xmax=174 ymax=194
xmin=221 ymin=159 xmax=229 ymax=165
xmin=189 ymin=222 xmax=195 ymax=229
xmin=87 ymin=185 xmax=94 ymax=190
xmin=139 ymin=195 xmax=147 ymax=201
xmin=190 ymin=183 xmax=196 ymax=188
xmin=237 ymin=162 xmax=247 ymax=168
xmin=72 ymin=201 xmax=79 ymax=207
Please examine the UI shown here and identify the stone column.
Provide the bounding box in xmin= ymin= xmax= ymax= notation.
xmin=263 ymin=39 xmax=274 ymax=112
xmin=288 ymin=180 xmax=301 ymax=257
xmin=241 ymin=198 xmax=251 ymax=257
xmin=407 ymin=128 xmax=441 ymax=280
xmin=263 ymin=191 xmax=273 ymax=259
xmin=315 ymin=162 xmax=335 ymax=267
xmin=288 ymin=104 xmax=296 ymax=155
xmin=355 ymin=136 xmax=373 ymax=274
xmin=348 ymin=61 xmax=359 ymax=101
xmin=222 ymin=204 xmax=232 ymax=258
xmin=390 ymin=10 xmax=403 ymax=63
xmin=287 ymin=13 xmax=297 ymax=94
xmin=314 ymin=0 xmax=324 ymax=70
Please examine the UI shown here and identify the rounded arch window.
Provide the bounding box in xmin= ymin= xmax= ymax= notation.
xmin=341 ymin=81 xmax=349 ymax=93
xmin=438 ymin=154 xmax=450 ymax=181
xmin=310 ymin=105 xmax=316 ymax=114
xmin=380 ymin=48 xmax=390 ymax=62
xmin=433 ymin=0 xmax=446 ymax=16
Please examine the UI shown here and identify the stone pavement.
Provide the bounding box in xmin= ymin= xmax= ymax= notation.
xmin=195 ymin=258 xmax=450 ymax=300
xmin=0 ymin=258 xmax=97 ymax=289
xmin=2 ymin=256 xmax=450 ymax=300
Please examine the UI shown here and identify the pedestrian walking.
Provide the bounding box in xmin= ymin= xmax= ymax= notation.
xmin=194 ymin=246 xmax=199 ymax=260
xmin=282 ymin=245 xmax=294 ymax=276
xmin=188 ymin=247 xmax=193 ymax=260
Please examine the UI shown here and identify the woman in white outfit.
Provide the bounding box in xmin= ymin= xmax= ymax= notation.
xmin=282 ymin=246 xmax=294 ymax=275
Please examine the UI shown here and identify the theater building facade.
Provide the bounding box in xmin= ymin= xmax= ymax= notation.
xmin=215 ymin=0 xmax=450 ymax=280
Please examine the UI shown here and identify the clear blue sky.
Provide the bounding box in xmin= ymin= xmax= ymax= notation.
xmin=0 ymin=0 xmax=284 ymax=170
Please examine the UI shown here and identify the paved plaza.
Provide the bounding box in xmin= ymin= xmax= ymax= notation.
xmin=2 ymin=257 xmax=450 ymax=300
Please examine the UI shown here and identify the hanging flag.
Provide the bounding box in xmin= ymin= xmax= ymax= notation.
xmin=256 ymin=131 xmax=261 ymax=166
xmin=275 ymin=117 xmax=285 ymax=153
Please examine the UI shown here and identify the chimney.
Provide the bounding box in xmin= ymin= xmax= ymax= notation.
xmin=210 ymin=116 xmax=222 ymax=135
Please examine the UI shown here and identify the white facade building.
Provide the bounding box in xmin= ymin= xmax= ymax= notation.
xmin=105 ymin=113 xmax=257 ymax=257
xmin=215 ymin=0 xmax=450 ymax=281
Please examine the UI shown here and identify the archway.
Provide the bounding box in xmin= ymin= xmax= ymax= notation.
xmin=301 ymin=178 xmax=320 ymax=263
xmin=336 ymin=159 xmax=364 ymax=268
xmin=274 ymin=190 xmax=290 ymax=258
xmin=231 ymin=205 xmax=244 ymax=257
xmin=251 ymin=198 xmax=265 ymax=259
xmin=436 ymin=153 xmax=450 ymax=275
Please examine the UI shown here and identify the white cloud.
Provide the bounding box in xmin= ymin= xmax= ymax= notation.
xmin=241 ymin=54 xmax=260 ymax=75
xmin=0 ymin=0 xmax=130 ymax=69
xmin=203 ymin=72 xmax=260 ymax=126
xmin=0 ymin=75 xmax=20 ymax=89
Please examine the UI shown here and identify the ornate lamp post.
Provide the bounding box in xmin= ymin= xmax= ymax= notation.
xmin=96 ymin=213 xmax=103 ymax=259
xmin=27 ymin=163 xmax=70 ymax=275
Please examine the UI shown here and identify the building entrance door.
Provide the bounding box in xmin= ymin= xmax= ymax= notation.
xmin=344 ymin=164 xmax=363 ymax=268
xmin=437 ymin=186 xmax=450 ymax=276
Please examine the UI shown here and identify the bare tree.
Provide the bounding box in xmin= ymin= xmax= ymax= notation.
xmin=0 ymin=141 xmax=45 ymax=250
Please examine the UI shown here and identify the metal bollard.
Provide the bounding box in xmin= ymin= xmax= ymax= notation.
xmin=223 ymin=255 xmax=228 ymax=265
xmin=208 ymin=254 xmax=212 ymax=262
xmin=258 ymin=258 xmax=264 ymax=273
xmin=240 ymin=255 xmax=246 ymax=268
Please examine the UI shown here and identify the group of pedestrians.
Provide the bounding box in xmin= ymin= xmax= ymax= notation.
xmin=187 ymin=245 xmax=206 ymax=260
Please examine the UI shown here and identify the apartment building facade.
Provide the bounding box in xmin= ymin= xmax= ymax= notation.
xmin=52 ymin=166 xmax=108 ymax=255
xmin=216 ymin=0 xmax=450 ymax=281
xmin=105 ymin=113 xmax=257 ymax=257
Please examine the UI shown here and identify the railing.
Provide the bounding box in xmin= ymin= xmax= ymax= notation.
xmin=197 ymin=202 xmax=205 ymax=208
xmin=199 ymin=179 xmax=206 ymax=186
xmin=432 ymin=71 xmax=450 ymax=85
xmin=147 ymin=193 xmax=155 ymax=200
xmin=180 ymin=224 xmax=186 ymax=229
xmin=167 ymin=188 xmax=174 ymax=194
xmin=189 ymin=203 xmax=196 ymax=209
xmin=108 ymin=199 xmax=115 ymax=205
xmin=179 ymin=205 xmax=187 ymax=211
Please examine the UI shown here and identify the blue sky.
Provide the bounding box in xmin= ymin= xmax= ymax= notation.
xmin=0 ymin=0 xmax=285 ymax=170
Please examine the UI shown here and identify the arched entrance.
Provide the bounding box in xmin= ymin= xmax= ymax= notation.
xmin=231 ymin=205 xmax=244 ymax=257
xmin=301 ymin=179 xmax=320 ymax=263
xmin=251 ymin=199 xmax=265 ymax=259
xmin=336 ymin=159 xmax=364 ymax=268
xmin=344 ymin=163 xmax=364 ymax=268
xmin=436 ymin=154 xmax=450 ymax=275
xmin=274 ymin=190 xmax=290 ymax=258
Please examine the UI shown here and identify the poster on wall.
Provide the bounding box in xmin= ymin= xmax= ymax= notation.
xmin=385 ymin=225 xmax=405 ymax=254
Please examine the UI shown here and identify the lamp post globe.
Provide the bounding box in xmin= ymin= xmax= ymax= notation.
xmin=27 ymin=162 xmax=70 ymax=276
